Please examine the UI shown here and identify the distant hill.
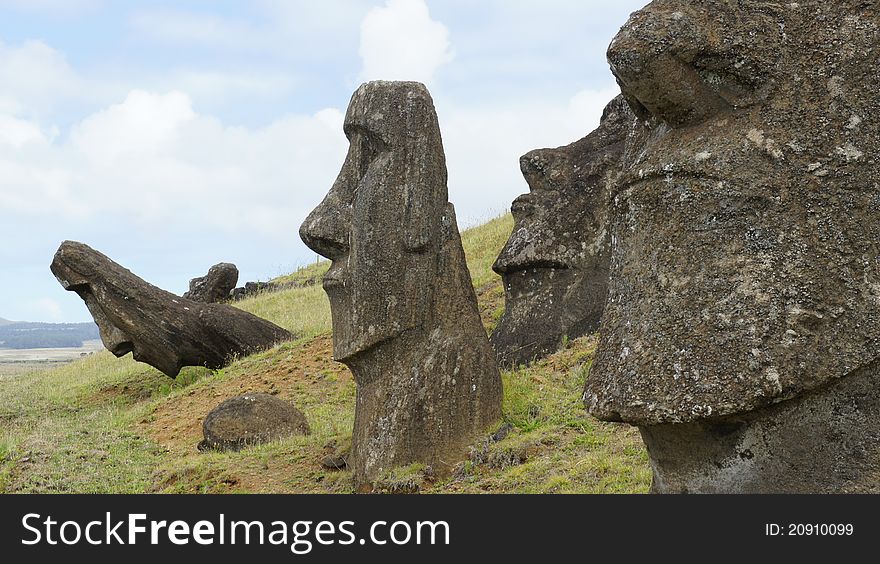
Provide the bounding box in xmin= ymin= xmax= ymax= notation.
xmin=0 ymin=317 xmax=15 ymax=326
xmin=0 ymin=321 xmax=100 ymax=349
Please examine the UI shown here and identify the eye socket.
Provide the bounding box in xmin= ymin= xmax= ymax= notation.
xmin=691 ymin=52 xmax=771 ymax=109
xmin=357 ymin=134 xmax=385 ymax=180
xmin=343 ymin=124 xmax=388 ymax=181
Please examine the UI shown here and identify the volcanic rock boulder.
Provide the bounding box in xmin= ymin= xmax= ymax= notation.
xmin=491 ymin=95 xmax=633 ymax=367
xmin=50 ymin=241 xmax=292 ymax=377
xmin=184 ymin=262 xmax=239 ymax=303
xmin=200 ymin=393 xmax=310 ymax=452
xmin=584 ymin=0 xmax=880 ymax=492
xmin=299 ymin=81 xmax=503 ymax=489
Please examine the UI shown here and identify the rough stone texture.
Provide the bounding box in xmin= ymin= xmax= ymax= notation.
xmin=183 ymin=262 xmax=238 ymax=303
xmin=300 ymin=81 xmax=503 ymax=489
xmin=50 ymin=241 xmax=292 ymax=377
xmin=200 ymin=393 xmax=310 ymax=452
xmin=230 ymin=281 xmax=272 ymax=301
xmin=584 ymin=1 xmax=880 ymax=492
xmin=640 ymin=360 xmax=880 ymax=493
xmin=491 ymin=95 xmax=633 ymax=367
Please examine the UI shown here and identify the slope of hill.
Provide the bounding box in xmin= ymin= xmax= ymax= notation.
xmin=0 ymin=317 xmax=14 ymax=326
xmin=0 ymin=214 xmax=650 ymax=493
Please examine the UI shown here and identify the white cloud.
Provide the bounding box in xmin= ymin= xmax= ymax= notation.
xmin=71 ymin=90 xmax=196 ymax=166
xmin=0 ymin=89 xmax=348 ymax=237
xmin=166 ymin=70 xmax=297 ymax=106
xmin=0 ymin=38 xmax=83 ymax=118
xmin=0 ymin=114 xmax=52 ymax=148
xmin=359 ymin=0 xmax=453 ymax=85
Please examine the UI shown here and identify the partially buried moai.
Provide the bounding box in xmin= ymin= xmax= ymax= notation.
xmin=491 ymin=95 xmax=633 ymax=367
xmin=299 ymin=81 xmax=503 ymax=488
xmin=584 ymin=0 xmax=880 ymax=492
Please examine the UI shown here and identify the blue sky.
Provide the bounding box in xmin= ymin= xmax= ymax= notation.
xmin=0 ymin=0 xmax=645 ymax=323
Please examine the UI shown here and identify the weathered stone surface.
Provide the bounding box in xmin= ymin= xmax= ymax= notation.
xmin=184 ymin=262 xmax=238 ymax=303
xmin=640 ymin=360 xmax=880 ymax=493
xmin=584 ymin=0 xmax=880 ymax=492
xmin=321 ymin=451 xmax=349 ymax=470
xmin=230 ymin=287 xmax=248 ymax=301
xmin=491 ymin=95 xmax=633 ymax=366
xmin=300 ymin=81 xmax=503 ymax=488
xmin=229 ymin=281 xmax=272 ymax=301
xmin=200 ymin=393 xmax=310 ymax=452
xmin=50 ymin=241 xmax=292 ymax=377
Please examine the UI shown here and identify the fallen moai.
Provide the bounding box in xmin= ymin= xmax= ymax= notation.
xmin=51 ymin=241 xmax=292 ymax=377
xmin=184 ymin=262 xmax=239 ymax=303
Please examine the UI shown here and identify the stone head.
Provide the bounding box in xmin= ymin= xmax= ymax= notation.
xmin=51 ymin=240 xmax=185 ymax=376
xmin=51 ymin=241 xmax=291 ymax=378
xmin=299 ymin=81 xmax=449 ymax=362
xmin=490 ymin=95 xmax=633 ymax=365
xmin=586 ymin=1 xmax=880 ymax=424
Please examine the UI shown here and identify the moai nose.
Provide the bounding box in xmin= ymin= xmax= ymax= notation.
xmin=607 ymin=7 xmax=729 ymax=128
xmin=299 ymin=195 xmax=351 ymax=260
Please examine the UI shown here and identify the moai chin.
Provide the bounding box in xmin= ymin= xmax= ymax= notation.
xmin=491 ymin=95 xmax=633 ymax=367
xmin=584 ymin=0 xmax=880 ymax=493
xmin=299 ymin=81 xmax=503 ymax=489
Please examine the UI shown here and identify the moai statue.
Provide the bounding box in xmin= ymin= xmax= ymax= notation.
xmin=184 ymin=262 xmax=239 ymax=303
xmin=299 ymin=81 xmax=503 ymax=488
xmin=51 ymin=241 xmax=292 ymax=377
xmin=491 ymin=95 xmax=633 ymax=367
xmin=584 ymin=0 xmax=880 ymax=492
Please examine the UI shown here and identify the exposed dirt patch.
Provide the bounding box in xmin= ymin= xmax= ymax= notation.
xmin=142 ymin=334 xmax=351 ymax=455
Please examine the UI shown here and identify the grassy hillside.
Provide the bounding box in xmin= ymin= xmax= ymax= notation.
xmin=0 ymin=214 xmax=650 ymax=493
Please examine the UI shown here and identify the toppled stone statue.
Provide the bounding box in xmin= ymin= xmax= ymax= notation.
xmin=51 ymin=241 xmax=292 ymax=377
xmin=184 ymin=262 xmax=239 ymax=303
xmin=199 ymin=393 xmax=310 ymax=452
xmin=584 ymin=0 xmax=880 ymax=492
xmin=300 ymin=81 xmax=503 ymax=488
xmin=230 ymin=281 xmax=273 ymax=301
xmin=491 ymin=95 xmax=633 ymax=367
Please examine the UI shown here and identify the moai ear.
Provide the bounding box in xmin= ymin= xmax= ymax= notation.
xmin=402 ymin=179 xmax=438 ymax=252
xmin=440 ymin=202 xmax=458 ymax=242
xmin=401 ymin=122 xmax=446 ymax=252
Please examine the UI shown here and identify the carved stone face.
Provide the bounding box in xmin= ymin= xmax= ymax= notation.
xmin=51 ymin=246 xmax=186 ymax=376
xmin=51 ymin=240 xmax=291 ymax=377
xmin=299 ymin=81 xmax=448 ymax=362
xmin=491 ymin=96 xmax=632 ymax=366
xmin=586 ymin=1 xmax=880 ymax=424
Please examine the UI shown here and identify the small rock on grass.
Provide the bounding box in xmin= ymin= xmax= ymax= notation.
xmin=199 ymin=393 xmax=310 ymax=452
